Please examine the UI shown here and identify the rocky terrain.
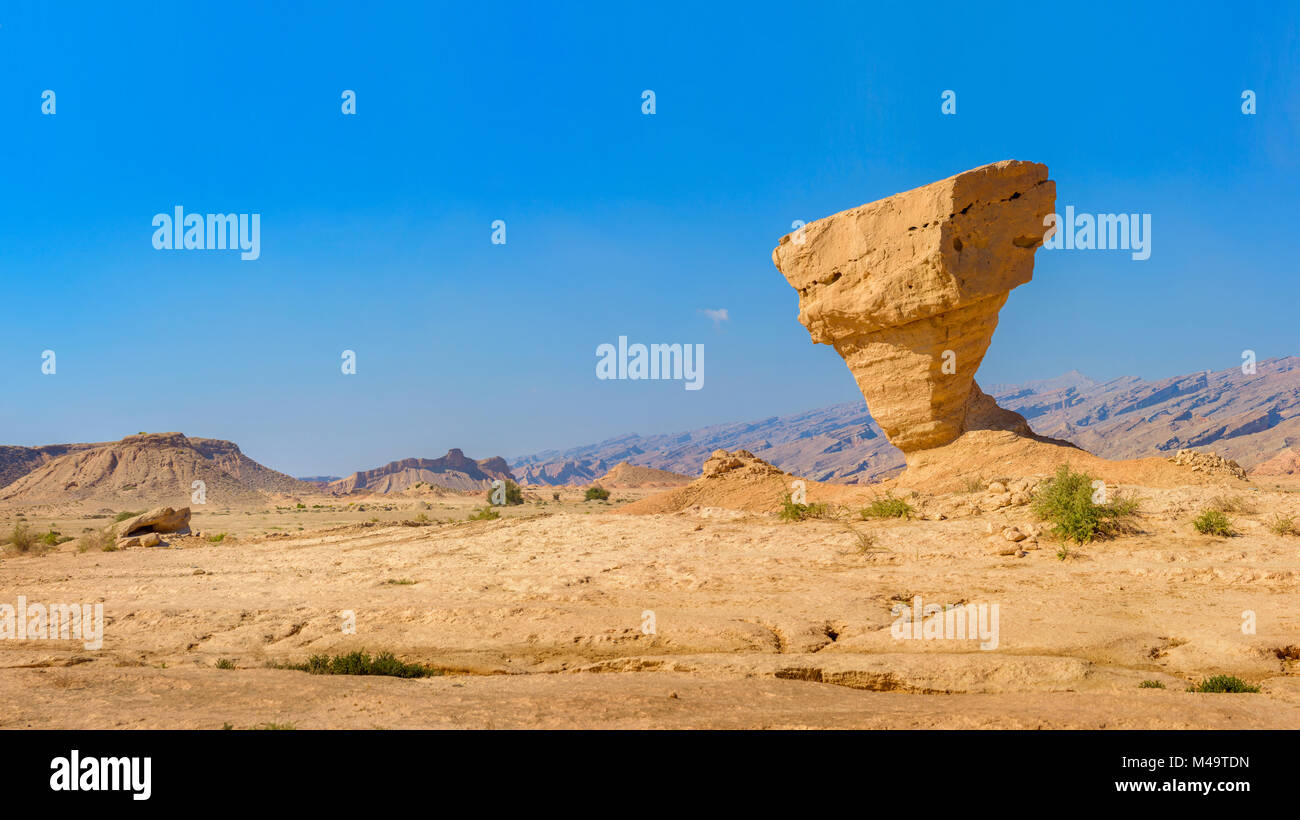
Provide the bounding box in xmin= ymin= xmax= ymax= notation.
xmin=3 ymin=467 xmax=1297 ymax=729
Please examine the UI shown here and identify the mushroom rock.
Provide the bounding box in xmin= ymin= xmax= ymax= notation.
xmin=773 ymin=160 xmax=1055 ymax=454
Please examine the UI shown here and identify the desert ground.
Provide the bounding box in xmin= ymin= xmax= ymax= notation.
xmin=3 ymin=473 xmax=1299 ymax=729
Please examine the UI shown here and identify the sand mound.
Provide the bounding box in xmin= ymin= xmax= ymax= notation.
xmin=594 ymin=461 xmax=693 ymax=488
xmin=896 ymin=433 xmax=1250 ymax=493
xmin=618 ymin=450 xmax=874 ymax=514
xmin=0 ymin=432 xmax=312 ymax=507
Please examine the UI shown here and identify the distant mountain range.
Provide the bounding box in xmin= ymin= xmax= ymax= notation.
xmin=511 ymin=356 xmax=1300 ymax=484
xmin=327 ymin=449 xmax=514 ymax=493
xmin=4 ymin=357 xmax=1295 ymax=504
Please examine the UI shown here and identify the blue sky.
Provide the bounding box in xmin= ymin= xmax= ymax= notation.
xmin=2 ymin=1 xmax=1297 ymax=475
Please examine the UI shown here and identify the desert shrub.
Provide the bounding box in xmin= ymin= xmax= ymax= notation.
xmin=80 ymin=527 xmax=117 ymax=553
xmin=254 ymin=722 xmax=296 ymax=730
xmin=291 ymin=650 xmax=444 ymax=678
xmin=113 ymin=510 xmax=142 ymax=523
xmin=1265 ymin=514 xmax=1297 ymax=536
xmin=1138 ymin=680 xmax=1166 ymax=689
xmin=487 ymin=480 xmax=524 ymax=506
xmin=1208 ymin=495 xmax=1255 ymax=515
xmin=1189 ymin=675 xmax=1259 ymax=693
xmin=8 ymin=523 xmax=35 ymax=553
xmin=584 ymin=486 xmax=610 ymax=502
xmin=1192 ymin=509 xmax=1234 ymax=536
xmin=860 ymin=492 xmax=914 ymax=520
xmin=961 ymin=477 xmax=986 ymax=494
xmin=215 ymin=658 xmax=236 ymax=670
xmin=850 ymin=528 xmax=878 ymax=553
xmin=207 ymin=532 xmax=227 ymax=543
xmin=552 ymin=492 xmax=561 ymax=501
xmin=467 ymin=507 xmax=500 ymax=521
xmin=43 ymin=529 xmax=72 ymax=547
xmin=1031 ymin=465 xmax=1139 ymax=543
xmin=778 ymin=494 xmax=830 ymax=521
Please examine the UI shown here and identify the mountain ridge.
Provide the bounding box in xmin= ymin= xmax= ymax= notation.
xmin=511 ymin=356 xmax=1300 ymax=485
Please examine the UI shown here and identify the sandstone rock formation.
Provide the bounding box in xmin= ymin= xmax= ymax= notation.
xmin=772 ymin=160 xmax=1054 ymax=453
xmin=118 ymin=506 xmax=192 ymax=538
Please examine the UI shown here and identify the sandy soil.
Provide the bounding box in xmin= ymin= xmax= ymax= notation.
xmin=2 ymin=481 xmax=1299 ymax=729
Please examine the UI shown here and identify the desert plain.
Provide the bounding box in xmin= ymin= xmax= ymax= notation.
xmin=2 ymin=465 xmax=1299 ymax=729
xmin=3 ymin=160 xmax=1298 ymax=730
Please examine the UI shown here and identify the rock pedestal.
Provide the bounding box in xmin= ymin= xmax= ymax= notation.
xmin=773 ymin=160 xmax=1055 ymax=453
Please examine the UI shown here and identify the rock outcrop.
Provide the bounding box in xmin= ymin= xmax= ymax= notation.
xmin=773 ymin=160 xmax=1054 ymax=453
xmin=118 ymin=506 xmax=192 ymax=537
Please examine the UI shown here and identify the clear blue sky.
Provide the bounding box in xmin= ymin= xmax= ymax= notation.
xmin=2 ymin=1 xmax=1297 ymax=475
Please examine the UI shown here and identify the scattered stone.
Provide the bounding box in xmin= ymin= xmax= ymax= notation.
xmin=1002 ymin=527 xmax=1027 ymax=542
xmin=987 ymin=481 xmax=1008 ymax=494
xmin=140 ymin=533 xmax=162 ymax=547
xmin=1168 ymin=450 xmax=1247 ymax=480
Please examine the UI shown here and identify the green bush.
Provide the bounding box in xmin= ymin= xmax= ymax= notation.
xmin=207 ymin=532 xmax=227 ymax=543
xmin=1031 ymin=465 xmax=1139 ymax=543
xmin=1265 ymin=514 xmax=1297 ymax=536
xmin=1192 ymin=509 xmax=1234 ymax=536
xmin=8 ymin=523 xmax=35 ymax=553
xmin=215 ymin=658 xmax=236 ymax=670
xmin=584 ymin=486 xmax=610 ymax=502
xmin=778 ymin=494 xmax=830 ymax=521
xmin=467 ymin=507 xmax=500 ymax=521
xmin=1138 ymin=680 xmax=1166 ymax=689
xmin=290 ymin=651 xmax=444 ymax=678
xmin=1189 ymin=675 xmax=1259 ymax=693
xmin=487 ymin=480 xmax=524 ymax=506
xmin=113 ymin=511 xmax=142 ymax=523
xmin=859 ymin=492 xmax=914 ymax=520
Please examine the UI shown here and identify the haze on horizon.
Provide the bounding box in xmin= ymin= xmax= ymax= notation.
xmin=2 ymin=2 xmax=1297 ymax=476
